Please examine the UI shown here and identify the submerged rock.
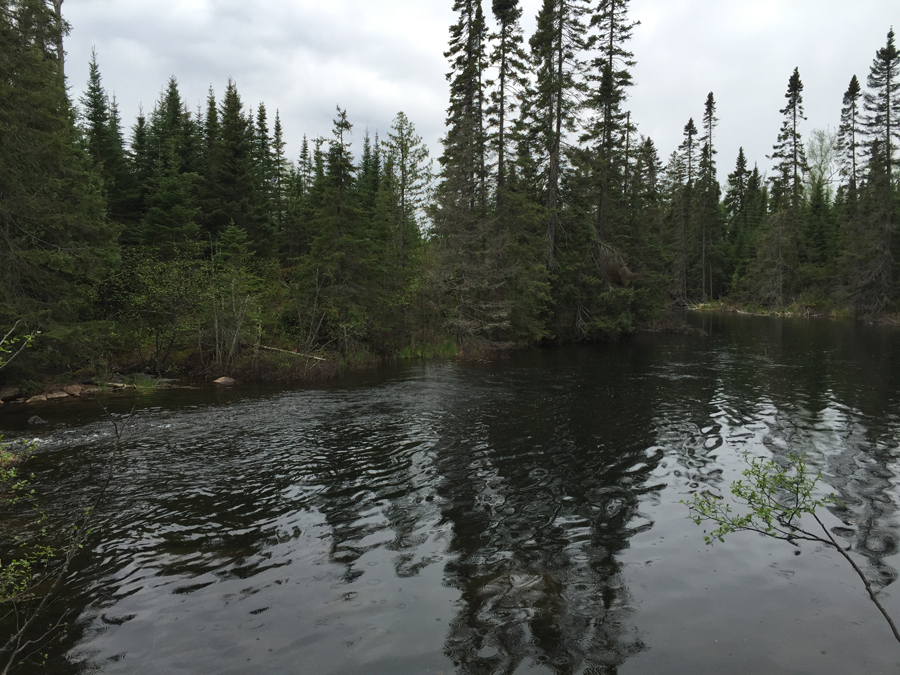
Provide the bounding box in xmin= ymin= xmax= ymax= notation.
xmin=213 ymin=377 xmax=236 ymax=386
xmin=28 ymin=415 xmax=47 ymax=425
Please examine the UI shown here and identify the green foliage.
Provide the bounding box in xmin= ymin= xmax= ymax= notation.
xmin=7 ymin=3 xmax=900 ymax=384
xmin=0 ymin=324 xmax=38 ymax=371
xmin=0 ymin=436 xmax=53 ymax=606
xmin=683 ymin=453 xmax=838 ymax=545
xmin=684 ymin=451 xmax=900 ymax=643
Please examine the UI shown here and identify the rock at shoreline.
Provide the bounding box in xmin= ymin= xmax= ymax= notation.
xmin=0 ymin=386 xmax=21 ymax=401
xmin=28 ymin=415 xmax=47 ymax=425
xmin=213 ymin=377 xmax=236 ymax=386
xmin=26 ymin=394 xmax=47 ymax=404
xmin=64 ymin=384 xmax=83 ymax=396
xmin=46 ymin=391 xmax=69 ymax=400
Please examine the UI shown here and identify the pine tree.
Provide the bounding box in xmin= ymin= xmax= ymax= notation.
xmin=271 ymin=110 xmax=288 ymax=246
xmin=770 ymin=67 xmax=809 ymax=209
xmin=696 ymin=93 xmax=722 ymax=300
xmin=140 ymin=139 xmax=200 ymax=256
xmin=676 ymin=117 xmax=698 ymax=300
xmin=864 ymin=28 xmax=900 ymax=185
xmin=384 ymin=112 xmax=431 ymax=267
xmin=78 ymin=50 xmax=131 ymax=225
xmin=210 ymin=80 xmax=268 ymax=251
xmin=0 ymin=0 xmax=118 ymax=348
xmin=441 ymin=0 xmax=488 ymax=216
xmin=723 ymin=148 xmax=750 ymax=285
xmin=79 ymin=49 xmax=111 ymax=169
xmin=845 ymin=29 xmax=900 ymax=315
xmin=528 ymin=0 xmax=588 ymax=268
xmin=434 ymin=0 xmax=512 ymax=344
xmin=837 ymin=75 xmax=863 ymax=202
xmin=583 ymin=0 xmax=638 ymax=243
xmin=487 ymin=0 xmax=529 ymax=218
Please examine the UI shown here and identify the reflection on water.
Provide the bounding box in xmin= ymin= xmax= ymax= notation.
xmin=1 ymin=313 xmax=900 ymax=674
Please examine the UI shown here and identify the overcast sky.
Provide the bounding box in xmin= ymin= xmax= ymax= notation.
xmin=64 ymin=0 xmax=896 ymax=182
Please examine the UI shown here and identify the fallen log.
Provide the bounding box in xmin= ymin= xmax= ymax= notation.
xmin=259 ymin=345 xmax=326 ymax=362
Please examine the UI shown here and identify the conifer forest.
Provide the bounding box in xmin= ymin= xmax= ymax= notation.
xmin=2 ymin=0 xmax=900 ymax=381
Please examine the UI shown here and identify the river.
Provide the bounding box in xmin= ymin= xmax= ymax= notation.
xmin=2 ymin=312 xmax=900 ymax=674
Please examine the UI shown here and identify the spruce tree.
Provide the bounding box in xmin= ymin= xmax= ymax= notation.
xmin=0 ymin=0 xmax=118 ymax=351
xmin=487 ymin=0 xmax=529 ymax=218
xmin=723 ymin=148 xmax=750 ymax=286
xmin=696 ymin=93 xmax=722 ymax=300
xmin=78 ymin=50 xmax=131 ymax=225
xmin=434 ymin=0 xmax=510 ymax=344
xmin=677 ymin=117 xmax=698 ymax=299
xmin=271 ymin=110 xmax=288 ymax=247
xmin=384 ymin=112 xmax=431 ymax=267
xmin=864 ymin=28 xmax=900 ymax=185
xmin=210 ymin=80 xmax=268 ymax=252
xmin=846 ymin=29 xmax=900 ymax=315
xmin=583 ymin=0 xmax=638 ymax=243
xmin=837 ymin=75 xmax=863 ymax=202
xmin=770 ymin=67 xmax=809 ymax=209
xmin=528 ymin=0 xmax=588 ymax=268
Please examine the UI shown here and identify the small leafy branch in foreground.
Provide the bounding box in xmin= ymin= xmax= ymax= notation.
xmin=0 ymin=437 xmax=52 ymax=605
xmin=0 ymin=405 xmax=125 ymax=674
xmin=683 ymin=453 xmax=900 ymax=644
xmin=0 ymin=322 xmax=39 ymax=371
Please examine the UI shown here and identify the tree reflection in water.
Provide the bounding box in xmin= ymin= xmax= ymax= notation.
xmin=430 ymin=351 xmax=666 ymax=674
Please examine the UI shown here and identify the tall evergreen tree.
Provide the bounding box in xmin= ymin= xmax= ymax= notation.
xmin=434 ymin=0 xmax=512 ymax=343
xmin=0 ymin=0 xmax=118 ymax=350
xmin=864 ymin=28 xmax=900 ymax=185
xmin=78 ymin=50 xmax=131 ymax=225
xmin=384 ymin=112 xmax=431 ymax=267
xmin=487 ymin=0 xmax=528 ymax=218
xmin=770 ymin=67 xmax=809 ymax=209
xmin=528 ymin=0 xmax=588 ymax=268
xmin=845 ymin=29 xmax=900 ymax=315
xmin=695 ymin=93 xmax=721 ymax=299
xmin=676 ymin=117 xmax=698 ymax=299
xmin=271 ymin=110 xmax=288 ymax=245
xmin=583 ymin=0 xmax=638 ymax=243
xmin=837 ymin=75 xmax=863 ymax=202
xmin=210 ymin=80 xmax=269 ymax=251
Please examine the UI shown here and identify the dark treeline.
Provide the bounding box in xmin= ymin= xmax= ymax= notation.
xmin=2 ymin=0 xmax=899 ymax=380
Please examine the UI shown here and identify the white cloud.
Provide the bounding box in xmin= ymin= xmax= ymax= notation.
xmin=65 ymin=0 xmax=897 ymax=180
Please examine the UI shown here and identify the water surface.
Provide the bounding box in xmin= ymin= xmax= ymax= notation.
xmin=3 ymin=313 xmax=900 ymax=674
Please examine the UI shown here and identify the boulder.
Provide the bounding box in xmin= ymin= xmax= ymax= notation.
xmin=46 ymin=391 xmax=69 ymax=400
xmin=26 ymin=394 xmax=47 ymax=404
xmin=64 ymin=384 xmax=84 ymax=396
xmin=27 ymin=415 xmax=47 ymax=425
xmin=213 ymin=377 xmax=236 ymax=386
xmin=0 ymin=386 xmax=21 ymax=401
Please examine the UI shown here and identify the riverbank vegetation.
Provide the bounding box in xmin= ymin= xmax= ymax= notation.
xmin=2 ymin=0 xmax=899 ymax=388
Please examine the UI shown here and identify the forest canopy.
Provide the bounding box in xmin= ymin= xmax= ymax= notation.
xmin=1 ymin=0 xmax=899 ymax=381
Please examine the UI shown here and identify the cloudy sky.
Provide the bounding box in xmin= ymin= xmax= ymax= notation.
xmin=64 ymin=0 xmax=896 ymax=181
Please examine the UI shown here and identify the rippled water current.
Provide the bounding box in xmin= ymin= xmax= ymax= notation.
xmin=2 ymin=313 xmax=900 ymax=674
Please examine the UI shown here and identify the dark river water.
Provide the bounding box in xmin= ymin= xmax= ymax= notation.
xmin=2 ymin=313 xmax=900 ymax=674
